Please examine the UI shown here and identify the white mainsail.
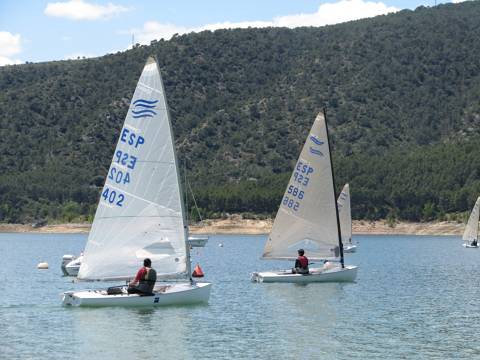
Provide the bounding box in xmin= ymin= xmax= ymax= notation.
xmin=462 ymin=196 xmax=480 ymax=242
xmin=337 ymin=184 xmax=352 ymax=245
xmin=78 ymin=57 xmax=188 ymax=281
xmin=263 ymin=112 xmax=341 ymax=260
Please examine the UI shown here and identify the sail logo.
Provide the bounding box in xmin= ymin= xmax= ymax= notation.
xmin=132 ymin=99 xmax=158 ymax=118
xmin=309 ymin=135 xmax=324 ymax=156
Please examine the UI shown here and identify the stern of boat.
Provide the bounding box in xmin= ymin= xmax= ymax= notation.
xmin=250 ymin=272 xmax=262 ymax=283
xmin=62 ymin=291 xmax=80 ymax=306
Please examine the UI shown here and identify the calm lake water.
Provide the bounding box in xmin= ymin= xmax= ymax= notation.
xmin=0 ymin=233 xmax=479 ymax=359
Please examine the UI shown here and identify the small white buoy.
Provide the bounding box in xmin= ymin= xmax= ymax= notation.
xmin=37 ymin=262 xmax=49 ymax=269
xmin=218 ymin=243 xmax=223 ymax=247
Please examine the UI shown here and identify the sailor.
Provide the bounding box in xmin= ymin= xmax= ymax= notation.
xmin=292 ymin=249 xmax=309 ymax=274
xmin=472 ymin=239 xmax=478 ymax=247
xmin=127 ymin=258 xmax=157 ymax=295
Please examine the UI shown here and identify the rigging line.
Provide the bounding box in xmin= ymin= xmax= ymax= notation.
xmin=187 ymin=180 xmax=204 ymax=225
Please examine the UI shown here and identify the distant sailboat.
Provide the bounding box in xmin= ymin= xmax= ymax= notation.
xmin=462 ymin=196 xmax=480 ymax=248
xmin=338 ymin=184 xmax=356 ymax=253
xmin=61 ymin=254 xmax=83 ymax=276
xmin=63 ymin=57 xmax=212 ymax=306
xmin=251 ymin=111 xmax=358 ymax=283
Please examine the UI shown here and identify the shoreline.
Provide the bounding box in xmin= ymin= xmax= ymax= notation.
xmin=0 ymin=219 xmax=465 ymax=236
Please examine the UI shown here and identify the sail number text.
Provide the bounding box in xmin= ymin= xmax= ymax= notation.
xmin=293 ymin=161 xmax=314 ymax=186
xmin=114 ymin=150 xmax=137 ymax=169
xmin=120 ymin=128 xmax=145 ymax=148
xmin=287 ymin=185 xmax=304 ymax=199
xmin=108 ymin=167 xmax=131 ymax=185
xmin=104 ymin=129 xmax=145 ymax=208
xmin=282 ymin=161 xmax=315 ymax=212
xmin=102 ymin=187 xmax=125 ymax=207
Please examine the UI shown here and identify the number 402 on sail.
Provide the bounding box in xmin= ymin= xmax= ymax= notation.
xmin=101 ymin=187 xmax=125 ymax=207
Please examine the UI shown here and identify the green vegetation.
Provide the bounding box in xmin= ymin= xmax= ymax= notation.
xmin=1 ymin=2 xmax=480 ymax=223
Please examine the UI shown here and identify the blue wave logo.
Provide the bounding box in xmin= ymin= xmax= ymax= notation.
xmin=309 ymin=135 xmax=324 ymax=156
xmin=309 ymin=147 xmax=324 ymax=157
xmin=309 ymin=135 xmax=324 ymax=146
xmin=131 ymin=99 xmax=158 ymax=118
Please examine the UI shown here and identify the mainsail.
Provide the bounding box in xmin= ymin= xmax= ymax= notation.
xmin=78 ymin=57 xmax=188 ymax=281
xmin=462 ymin=196 xmax=480 ymax=242
xmin=337 ymin=184 xmax=352 ymax=245
xmin=263 ymin=112 xmax=341 ymax=260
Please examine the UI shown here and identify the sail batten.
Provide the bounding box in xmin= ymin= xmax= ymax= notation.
xmin=78 ymin=57 xmax=188 ymax=281
xmin=263 ymin=113 xmax=341 ymax=260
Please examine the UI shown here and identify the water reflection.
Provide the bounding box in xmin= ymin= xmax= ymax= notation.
xmin=70 ymin=307 xmax=191 ymax=359
xmin=259 ymin=282 xmax=343 ymax=359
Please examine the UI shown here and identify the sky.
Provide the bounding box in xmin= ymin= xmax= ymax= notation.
xmin=0 ymin=0 xmax=465 ymax=66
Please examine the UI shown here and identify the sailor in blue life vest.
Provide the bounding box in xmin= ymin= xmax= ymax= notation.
xmin=127 ymin=258 xmax=157 ymax=295
xmin=292 ymin=249 xmax=309 ymax=274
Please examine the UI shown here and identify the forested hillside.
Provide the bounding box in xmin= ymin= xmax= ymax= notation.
xmin=1 ymin=2 xmax=480 ymax=223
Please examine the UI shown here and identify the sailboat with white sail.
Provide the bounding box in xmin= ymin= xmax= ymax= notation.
xmin=62 ymin=57 xmax=211 ymax=306
xmin=338 ymin=183 xmax=356 ymax=253
xmin=251 ymin=111 xmax=358 ymax=283
xmin=462 ymin=196 xmax=480 ymax=248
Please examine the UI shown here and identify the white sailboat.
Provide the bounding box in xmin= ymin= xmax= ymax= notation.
xmin=63 ymin=57 xmax=212 ymax=306
xmin=338 ymin=184 xmax=356 ymax=253
xmin=462 ymin=196 xmax=480 ymax=248
xmin=61 ymin=254 xmax=83 ymax=276
xmin=251 ymin=111 xmax=358 ymax=283
xmin=61 ymin=233 xmax=207 ymax=278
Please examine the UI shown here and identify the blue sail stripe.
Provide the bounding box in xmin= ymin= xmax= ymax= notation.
xmin=133 ymin=103 xmax=157 ymax=109
xmin=132 ymin=109 xmax=157 ymax=115
xmin=133 ymin=99 xmax=159 ymax=105
xmin=309 ymin=136 xmax=324 ymax=146
xmin=309 ymin=147 xmax=324 ymax=156
xmin=133 ymin=114 xmax=154 ymax=118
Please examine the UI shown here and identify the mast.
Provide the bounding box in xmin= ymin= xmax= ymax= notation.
xmin=474 ymin=197 xmax=480 ymax=242
xmin=184 ymin=160 xmax=188 ymax=226
xmin=153 ymin=56 xmax=192 ymax=281
xmin=323 ymin=107 xmax=344 ymax=268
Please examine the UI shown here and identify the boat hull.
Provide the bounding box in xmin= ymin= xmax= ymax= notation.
xmin=62 ymin=282 xmax=212 ymax=307
xmin=463 ymin=244 xmax=479 ymax=248
xmin=64 ymin=264 xmax=80 ymax=276
xmin=63 ymin=256 xmax=82 ymax=276
xmin=343 ymin=244 xmax=357 ymax=253
xmin=251 ymin=265 xmax=358 ymax=283
xmin=187 ymin=235 xmax=209 ymax=248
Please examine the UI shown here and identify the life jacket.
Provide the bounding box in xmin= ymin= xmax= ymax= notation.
xmin=137 ymin=267 xmax=157 ymax=294
xmin=297 ymin=256 xmax=308 ymax=269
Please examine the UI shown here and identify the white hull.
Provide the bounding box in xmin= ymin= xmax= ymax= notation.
xmin=61 ymin=255 xmax=79 ymax=276
xmin=187 ymin=235 xmax=209 ymax=248
xmin=251 ymin=265 xmax=358 ymax=283
xmin=343 ymin=244 xmax=357 ymax=253
xmin=62 ymin=255 xmax=83 ymax=276
xmin=64 ymin=265 xmax=80 ymax=276
xmin=463 ymin=244 xmax=479 ymax=248
xmin=62 ymin=282 xmax=211 ymax=307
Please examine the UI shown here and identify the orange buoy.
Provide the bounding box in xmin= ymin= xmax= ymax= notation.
xmin=192 ymin=264 xmax=204 ymax=278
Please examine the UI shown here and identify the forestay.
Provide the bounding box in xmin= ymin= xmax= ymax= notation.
xmin=263 ymin=112 xmax=341 ymax=260
xmin=78 ymin=57 xmax=188 ymax=281
xmin=337 ymin=184 xmax=352 ymax=245
xmin=462 ymin=196 xmax=480 ymax=242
